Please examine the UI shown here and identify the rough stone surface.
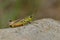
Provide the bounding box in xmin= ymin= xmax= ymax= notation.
xmin=0 ymin=18 xmax=60 ymax=40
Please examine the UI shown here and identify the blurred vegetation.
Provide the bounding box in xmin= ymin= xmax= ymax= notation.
xmin=0 ymin=0 xmax=60 ymax=29
xmin=0 ymin=0 xmax=41 ymax=28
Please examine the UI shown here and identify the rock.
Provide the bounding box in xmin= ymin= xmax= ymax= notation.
xmin=0 ymin=18 xmax=60 ymax=40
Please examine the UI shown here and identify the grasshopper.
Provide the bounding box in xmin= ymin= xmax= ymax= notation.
xmin=9 ymin=16 xmax=33 ymax=28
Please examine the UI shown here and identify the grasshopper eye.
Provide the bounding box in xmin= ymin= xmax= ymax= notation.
xmin=29 ymin=16 xmax=32 ymax=18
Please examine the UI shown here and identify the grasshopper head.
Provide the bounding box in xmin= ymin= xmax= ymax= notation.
xmin=29 ymin=15 xmax=33 ymax=18
xmin=29 ymin=16 xmax=32 ymax=18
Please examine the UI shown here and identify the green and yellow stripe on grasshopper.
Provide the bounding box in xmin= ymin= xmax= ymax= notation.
xmin=9 ymin=16 xmax=33 ymax=28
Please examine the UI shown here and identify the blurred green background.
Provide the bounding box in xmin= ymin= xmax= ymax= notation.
xmin=0 ymin=0 xmax=60 ymax=28
xmin=0 ymin=0 xmax=41 ymax=28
